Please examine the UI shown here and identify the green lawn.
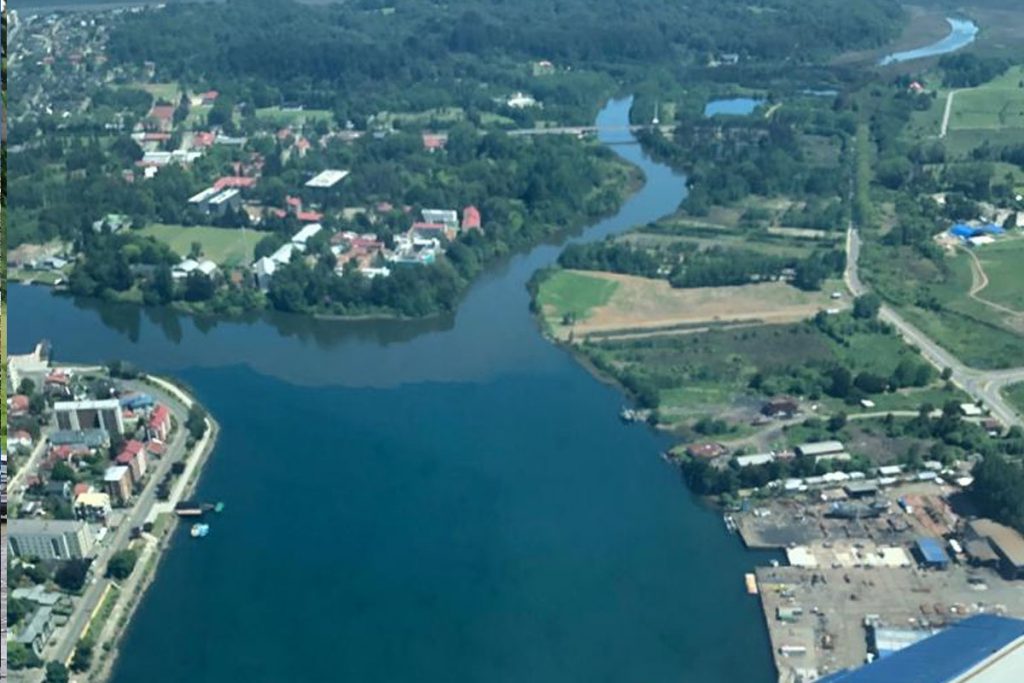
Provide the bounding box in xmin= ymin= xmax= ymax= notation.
xmin=140 ymin=82 xmax=180 ymax=103
xmin=254 ymin=107 xmax=334 ymax=126
xmin=537 ymin=270 xmax=619 ymax=322
xmin=949 ymin=66 xmax=1024 ymax=132
xmin=975 ymin=237 xmax=1024 ymax=312
xmin=140 ymin=224 xmax=264 ymax=267
xmin=1003 ymin=383 xmax=1024 ymax=418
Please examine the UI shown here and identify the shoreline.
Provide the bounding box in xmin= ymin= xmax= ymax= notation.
xmin=86 ymin=413 xmax=219 ymax=683
xmin=18 ymin=371 xmax=221 ymax=683
xmin=9 ymin=163 xmax=643 ymax=328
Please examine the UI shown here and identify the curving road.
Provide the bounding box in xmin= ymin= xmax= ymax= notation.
xmin=845 ymin=227 xmax=1024 ymax=428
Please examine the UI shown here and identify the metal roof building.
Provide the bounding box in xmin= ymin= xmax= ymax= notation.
xmin=819 ymin=615 xmax=1024 ymax=683
xmin=915 ymin=537 xmax=951 ymax=568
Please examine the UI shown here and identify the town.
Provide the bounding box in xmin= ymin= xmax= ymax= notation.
xmin=4 ymin=342 xmax=217 ymax=682
xmin=8 ymin=7 xmax=632 ymax=319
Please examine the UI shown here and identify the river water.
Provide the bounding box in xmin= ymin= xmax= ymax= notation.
xmin=10 ymin=99 xmax=779 ymax=683
xmin=879 ymin=17 xmax=979 ymax=66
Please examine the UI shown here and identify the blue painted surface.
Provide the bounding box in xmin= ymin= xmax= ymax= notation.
xmin=915 ymin=537 xmax=950 ymax=567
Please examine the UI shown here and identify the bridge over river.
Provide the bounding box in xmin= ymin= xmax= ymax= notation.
xmin=507 ymin=123 xmax=676 ymax=138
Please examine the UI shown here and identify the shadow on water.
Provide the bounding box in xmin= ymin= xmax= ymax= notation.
xmin=12 ymin=98 xmax=782 ymax=683
xmin=15 ymin=97 xmax=688 ymax=388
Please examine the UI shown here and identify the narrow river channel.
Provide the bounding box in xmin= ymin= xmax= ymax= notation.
xmin=11 ymin=98 xmax=780 ymax=683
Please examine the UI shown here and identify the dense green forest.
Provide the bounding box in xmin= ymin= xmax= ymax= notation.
xmin=558 ymin=239 xmax=846 ymax=291
xmin=104 ymin=0 xmax=905 ymax=122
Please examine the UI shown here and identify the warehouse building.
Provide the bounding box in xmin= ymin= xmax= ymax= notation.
xmin=966 ymin=519 xmax=1024 ymax=579
xmin=914 ymin=537 xmax=950 ymax=569
xmin=819 ymin=614 xmax=1024 ymax=682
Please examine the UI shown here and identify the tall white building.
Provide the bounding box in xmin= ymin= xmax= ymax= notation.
xmin=53 ymin=398 xmax=125 ymax=435
xmin=8 ymin=519 xmax=96 ymax=560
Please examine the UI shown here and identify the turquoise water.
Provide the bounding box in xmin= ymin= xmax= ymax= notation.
xmin=10 ymin=99 xmax=779 ymax=683
xmin=703 ymin=98 xmax=762 ymax=117
xmin=879 ymin=18 xmax=978 ymax=65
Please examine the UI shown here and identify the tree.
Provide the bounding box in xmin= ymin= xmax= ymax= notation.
xmin=184 ymin=272 xmax=215 ymax=302
xmin=29 ymin=393 xmax=48 ymax=415
xmin=7 ymin=598 xmax=31 ymax=628
xmin=71 ymin=642 xmax=93 ymax=672
xmin=55 ymin=559 xmax=92 ymax=592
xmin=8 ymin=643 xmax=42 ymax=671
xmin=18 ymin=378 xmax=36 ymax=395
xmin=828 ymin=412 xmax=847 ymax=432
xmin=106 ymin=548 xmax=140 ymax=580
xmin=51 ymin=461 xmax=77 ymax=482
xmin=151 ymin=264 xmax=175 ymax=305
xmin=854 ymin=371 xmax=889 ymax=394
xmin=852 ymin=293 xmax=881 ymax=319
xmin=45 ymin=661 xmax=70 ymax=683
xmin=827 ymin=366 xmax=852 ymax=398
xmin=189 ymin=241 xmax=203 ymax=259
xmin=186 ymin=404 xmax=208 ymax=441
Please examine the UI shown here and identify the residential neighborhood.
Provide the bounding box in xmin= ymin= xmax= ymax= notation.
xmin=5 ymin=343 xmax=216 ymax=680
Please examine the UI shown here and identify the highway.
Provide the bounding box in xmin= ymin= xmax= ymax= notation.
xmin=845 ymin=227 xmax=1024 ymax=429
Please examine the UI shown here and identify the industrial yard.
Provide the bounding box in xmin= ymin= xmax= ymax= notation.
xmin=732 ymin=475 xmax=1024 ymax=682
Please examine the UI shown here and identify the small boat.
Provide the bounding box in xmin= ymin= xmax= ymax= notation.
xmin=723 ymin=515 xmax=738 ymax=533
xmin=190 ymin=523 xmax=210 ymax=538
xmin=745 ymin=573 xmax=759 ymax=595
xmin=214 ymin=502 xmax=225 ymax=513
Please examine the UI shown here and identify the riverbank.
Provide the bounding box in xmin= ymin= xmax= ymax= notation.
xmin=84 ymin=402 xmax=219 ymax=683
xmin=6 ymin=366 xmax=218 ymax=683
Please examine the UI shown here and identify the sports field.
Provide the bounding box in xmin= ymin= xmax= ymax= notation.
xmin=140 ymin=224 xmax=263 ymax=267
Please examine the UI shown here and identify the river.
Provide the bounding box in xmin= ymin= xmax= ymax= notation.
xmin=10 ymin=98 xmax=779 ymax=683
xmin=879 ymin=17 xmax=979 ymax=66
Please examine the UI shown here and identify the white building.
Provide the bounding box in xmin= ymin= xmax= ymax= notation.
xmin=421 ymin=209 xmax=458 ymax=229
xmin=8 ymin=519 xmax=96 ymax=560
xmin=53 ymin=399 xmax=124 ymax=435
xmin=507 ymin=92 xmax=539 ymax=108
xmin=291 ymin=223 xmax=324 ymax=251
xmin=305 ymin=169 xmax=350 ymax=188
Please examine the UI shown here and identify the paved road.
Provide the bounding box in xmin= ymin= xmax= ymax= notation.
xmin=845 ymin=227 xmax=1024 ymax=428
xmin=940 ymin=89 xmax=960 ymax=138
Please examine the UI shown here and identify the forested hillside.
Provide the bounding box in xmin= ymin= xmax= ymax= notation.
xmin=106 ymin=0 xmax=904 ymax=117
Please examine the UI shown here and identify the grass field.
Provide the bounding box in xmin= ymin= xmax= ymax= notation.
xmin=1003 ymin=383 xmax=1024 ymax=418
xmin=139 ymin=82 xmax=180 ymax=103
xmin=974 ymin=237 xmax=1024 ymax=312
xmin=140 ymin=224 xmax=264 ymax=267
xmin=949 ymin=66 xmax=1024 ymax=132
xmin=543 ymin=270 xmax=844 ymax=341
xmin=254 ymin=107 xmax=335 ymax=126
xmin=537 ymin=270 xmax=619 ymax=325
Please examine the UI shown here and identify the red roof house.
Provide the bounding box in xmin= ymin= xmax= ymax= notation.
xmin=461 ymin=205 xmax=482 ymax=231
xmin=149 ymin=404 xmax=171 ymax=441
xmin=214 ymin=176 xmax=258 ymax=190
xmin=422 ymin=133 xmax=448 ymax=151
xmin=9 ymin=394 xmax=30 ymax=416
